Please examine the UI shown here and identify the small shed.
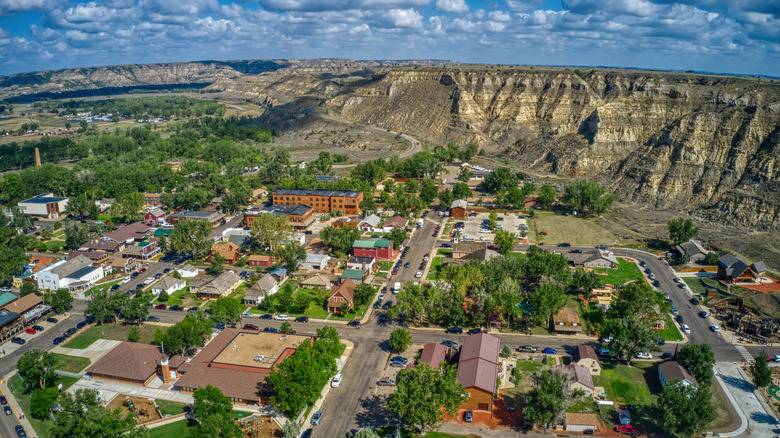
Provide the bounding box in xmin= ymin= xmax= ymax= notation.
xmin=564 ymin=413 xmax=599 ymax=433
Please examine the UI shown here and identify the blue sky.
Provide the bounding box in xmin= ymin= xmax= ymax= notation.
xmin=0 ymin=0 xmax=778 ymax=76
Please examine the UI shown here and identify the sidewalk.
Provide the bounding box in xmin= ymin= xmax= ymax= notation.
xmin=51 ymin=338 xmax=121 ymax=363
xmin=301 ymin=339 xmax=354 ymax=429
xmin=0 ymin=370 xmax=37 ymax=438
xmin=715 ymin=362 xmax=780 ymax=437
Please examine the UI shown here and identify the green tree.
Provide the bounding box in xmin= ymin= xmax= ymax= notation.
xmin=529 ymin=283 xmax=567 ymax=327
xmin=385 ymin=227 xmax=408 ymax=250
xmin=209 ymin=253 xmax=225 ymax=275
xmin=488 ymin=211 xmax=498 ymax=230
xmin=601 ymin=315 xmax=659 ymax=365
xmin=120 ymin=295 xmax=150 ymax=324
xmin=17 ymin=348 xmax=58 ymax=390
xmin=502 ymin=345 xmax=513 ymax=358
xmin=170 ymin=219 xmax=213 ymax=257
xmin=405 ymin=179 xmax=420 ymax=194
xmin=438 ymin=188 xmax=454 ymax=207
xmin=493 ymin=230 xmax=517 ymax=255
xmin=482 ymin=167 xmax=519 ymax=193
xmin=419 ymin=179 xmax=439 ymax=204
xmin=111 ymin=191 xmax=144 ymax=222
xmin=353 ymin=283 xmax=376 ymax=307
xmin=20 ymin=283 xmax=38 ymax=297
xmin=64 ymin=219 xmax=91 ymax=249
xmin=538 ymin=185 xmax=557 ymax=210
xmin=192 ymin=385 xmax=242 ymax=438
xmin=752 ymin=349 xmax=772 ymax=388
xmin=386 ymin=363 xmax=465 ymax=433
xmin=209 ymin=297 xmax=244 ymax=325
xmin=128 ymin=327 xmax=140 ymax=342
xmin=525 ymin=368 xmax=584 ymax=427
xmin=389 ymin=328 xmax=413 ymax=353
xmin=656 ymin=381 xmax=715 ymax=437
xmin=320 ymin=226 xmax=362 ymax=255
xmin=280 ymin=321 xmax=293 ymax=334
xmin=563 ymin=179 xmax=617 ymax=216
xmin=571 ymin=268 xmax=603 ymax=293
xmin=667 ymin=218 xmax=699 ymax=244
xmin=44 ymin=288 xmax=73 ymax=313
xmin=249 ymin=213 xmax=291 ymax=252
xmin=704 ymin=252 xmax=718 ymax=265
xmin=269 ymin=340 xmax=338 ymax=417
xmin=452 ymin=183 xmax=471 ymax=200
xmin=457 ymin=167 xmax=474 ymax=182
xmin=610 ymin=282 xmax=666 ymax=320
xmin=360 ymin=198 xmax=378 ymax=216
xmin=282 ymin=421 xmax=301 ymax=438
xmin=158 ymin=290 xmax=169 ymax=302
xmin=677 ymin=344 xmax=715 ymax=385
xmin=274 ymin=241 xmax=306 ymax=271
xmin=52 ymin=388 xmax=147 ymax=438
xmin=30 ymin=387 xmax=59 ymax=419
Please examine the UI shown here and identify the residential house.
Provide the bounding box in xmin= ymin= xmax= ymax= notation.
xmin=151 ymin=277 xmax=186 ymax=296
xmin=457 ymin=333 xmax=500 ymax=412
xmin=110 ymin=257 xmax=137 ymax=274
xmin=79 ymin=239 xmax=125 ymax=254
xmin=358 ymin=214 xmax=381 ymax=232
xmin=565 ymin=413 xmax=599 ymax=433
xmin=210 ymin=196 xmax=222 ymax=208
xmin=452 ymin=241 xmax=487 ymax=259
xmin=36 ymin=255 xmax=104 ymax=291
xmin=244 ymin=204 xmax=315 ymax=230
xmin=272 ymin=189 xmax=363 ymax=215
xmin=450 ymin=199 xmax=468 ymax=219
xmin=552 ymin=307 xmax=583 ymax=334
xmin=162 ymin=161 xmax=182 ymax=172
xmin=299 ymin=274 xmax=333 ymax=289
xmin=197 ymin=271 xmax=242 ymax=299
xmin=103 ymin=222 xmax=151 ymax=244
xmin=332 ymin=217 xmax=361 ymax=229
xmin=658 ymin=361 xmax=697 ymax=387
xmin=328 ymin=279 xmax=356 ymax=313
xmin=223 ymin=229 xmax=252 ymax=248
xmin=555 ymin=364 xmax=595 ymax=396
xmin=243 ymin=274 xmax=278 ymax=306
xmin=572 ymin=345 xmax=601 ymax=375
xmin=86 ymin=342 xmax=184 ymax=386
xmin=122 ymin=240 xmax=160 ymax=261
xmin=300 ymin=254 xmax=329 ymax=271
xmin=340 ymin=269 xmax=366 ymax=285
xmin=176 ymin=264 xmax=201 ymax=278
xmin=211 ymin=242 xmax=241 ymax=265
xmin=564 ymin=250 xmax=618 ymax=269
xmin=346 ymin=256 xmax=376 ymax=272
xmin=247 ymin=255 xmax=274 ymax=268
xmin=251 ymin=188 xmax=267 ymax=203
xmin=18 ymin=193 xmax=69 ymax=218
xmin=352 ymin=239 xmax=393 ymax=260
xmin=270 ymin=268 xmax=288 ymax=283
xmin=67 ymin=251 xmax=109 ymax=269
xmin=717 ymin=254 xmax=767 ymax=284
xmin=143 ymin=193 xmax=162 ymax=207
xmin=382 ymin=216 xmax=409 ymax=231
xmin=166 ymin=211 xmax=224 ymax=226
xmin=419 ymin=343 xmax=448 ymax=369
xmin=144 ymin=208 xmax=167 ymax=226
xmin=674 ymin=239 xmax=709 ymax=263
xmin=95 ymin=198 xmax=115 ymax=212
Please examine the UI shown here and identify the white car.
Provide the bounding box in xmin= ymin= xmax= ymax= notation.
xmin=415 ymin=271 xmax=422 ymax=278
xmin=635 ymin=352 xmax=652 ymax=359
xmin=331 ymin=374 xmax=343 ymax=388
xmin=122 ymin=278 xmax=131 ymax=284
xmin=274 ymin=314 xmax=289 ymax=321
xmin=682 ymin=324 xmax=691 ymax=334
xmin=710 ymin=325 xmax=720 ymax=333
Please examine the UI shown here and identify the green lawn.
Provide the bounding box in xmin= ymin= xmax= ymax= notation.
xmin=683 ymin=277 xmax=706 ymax=296
xmin=154 ymin=399 xmax=188 ymax=416
xmin=656 ymin=314 xmax=682 ymax=341
xmin=593 ymin=362 xmax=659 ymax=405
xmin=594 ymin=258 xmax=644 ymax=286
xmin=84 ymin=279 xmax=122 ymax=296
xmin=378 ymin=261 xmax=394 ymax=271
xmin=148 ymin=419 xmax=199 ymax=438
xmin=7 ymin=374 xmax=77 ymax=438
xmin=155 ymin=286 xmax=189 ymax=306
xmin=515 ymin=360 xmax=545 ymax=373
xmin=64 ymin=323 xmax=159 ymax=349
xmin=436 ymin=249 xmax=452 ymax=257
xmin=426 ymin=257 xmax=444 ymax=280
xmin=441 ymin=223 xmax=453 ymax=236
xmin=52 ymin=353 xmax=91 ymax=373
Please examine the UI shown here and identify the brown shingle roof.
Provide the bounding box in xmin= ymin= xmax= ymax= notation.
xmin=103 ymin=222 xmax=150 ymax=243
xmin=573 ymin=345 xmax=601 ymax=366
xmin=1 ymin=293 xmax=42 ymax=313
xmin=329 ymin=279 xmax=356 ymax=303
xmin=553 ymin=307 xmax=581 ymax=325
xmin=87 ymin=342 xmax=166 ymax=382
xmin=659 ymin=360 xmax=697 ymax=385
xmin=453 ymin=241 xmax=486 ymax=255
xmin=244 ymin=275 xmax=277 ymax=301
xmin=565 ymin=413 xmax=598 ymax=427
xmin=420 ymin=343 xmax=448 ymax=368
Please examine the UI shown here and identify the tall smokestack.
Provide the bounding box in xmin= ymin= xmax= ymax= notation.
xmin=34 ymin=148 xmax=41 ymax=167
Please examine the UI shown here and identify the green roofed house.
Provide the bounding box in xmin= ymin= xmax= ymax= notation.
xmin=0 ymin=292 xmax=17 ymax=308
xmin=340 ymin=269 xmax=367 ymax=285
xmin=153 ymin=228 xmax=173 ymax=238
xmin=352 ymin=239 xmax=393 ymax=259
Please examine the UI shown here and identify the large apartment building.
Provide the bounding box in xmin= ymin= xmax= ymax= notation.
xmin=272 ymin=189 xmax=363 ymax=215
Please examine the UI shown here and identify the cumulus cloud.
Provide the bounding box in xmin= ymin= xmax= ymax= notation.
xmin=386 ymin=8 xmax=422 ymax=27
xmin=435 ymin=0 xmax=468 ymax=14
xmin=0 ymin=0 xmax=62 ymax=15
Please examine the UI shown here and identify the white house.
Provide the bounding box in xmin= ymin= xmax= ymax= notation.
xmin=358 ymin=214 xmax=381 ymax=232
xmin=36 ymin=255 xmax=104 ymax=291
xmin=281 ymin=232 xmax=306 ymax=246
xmin=658 ymin=361 xmax=697 ymax=388
xmin=243 ymin=274 xmax=278 ymax=306
xmin=176 ymin=264 xmax=201 ymax=278
xmin=151 ymin=277 xmax=186 ymax=296
xmin=346 ymin=256 xmax=376 ymax=271
xmin=18 ymin=193 xmax=69 ymax=218
xmin=300 ymin=254 xmax=329 ymax=271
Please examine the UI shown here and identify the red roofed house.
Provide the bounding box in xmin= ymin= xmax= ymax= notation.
xmin=327 ymin=279 xmax=356 ymax=314
xmin=457 ymin=332 xmax=500 ymax=412
xmin=248 ymin=255 xmax=274 ymax=267
xmin=144 ymin=208 xmax=167 ymax=226
xmin=211 ymin=242 xmax=241 ymax=265
xmin=419 ymin=343 xmax=448 ymax=369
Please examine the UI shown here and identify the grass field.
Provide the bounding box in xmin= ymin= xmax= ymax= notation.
xmin=436 ymin=249 xmax=453 ymax=257
xmin=531 ymin=212 xmax=619 ymax=246
xmin=154 ymin=399 xmax=188 ymax=416
xmin=593 ymin=362 xmax=658 ymax=405
xmin=148 ymin=419 xmax=199 ymax=438
xmin=656 ymin=314 xmax=682 ymax=341
xmin=63 ymin=323 xmax=159 ymax=349
xmin=52 ymin=353 xmax=91 ymax=373
xmin=594 ymin=258 xmax=644 ymax=286
xmin=426 ymin=257 xmax=444 ymax=280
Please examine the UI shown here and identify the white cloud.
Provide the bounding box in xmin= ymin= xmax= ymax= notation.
xmin=489 ymin=10 xmax=511 ymax=22
xmin=435 ymin=0 xmax=468 ymax=14
xmin=0 ymin=0 xmax=61 ymax=15
xmin=386 ymin=8 xmax=422 ymax=27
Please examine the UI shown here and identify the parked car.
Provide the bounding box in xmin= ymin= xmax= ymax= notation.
xmin=188 ymin=307 xmax=199 ymax=312
xmin=259 ymin=314 xmax=273 ymax=319
xmin=0 ymin=396 xmax=6 ymax=404
xmin=139 ymin=268 xmax=146 ymax=273
xmin=147 ymin=316 xmax=160 ymax=322
xmin=46 ymin=317 xmax=59 ymax=323
xmin=263 ymin=327 xmax=278 ymax=333
xmin=169 ymin=305 xmax=183 ymax=311
xmin=557 ymin=243 xmax=571 ymax=247
xmin=596 ymin=244 xmax=608 ymax=250
xmin=467 ymin=328 xmax=485 ymax=335
xmin=64 ymin=327 xmax=78 ymax=337
xmin=243 ymin=324 xmax=259 ymax=331
xmin=690 ymin=297 xmax=700 ymax=305
xmin=635 ymin=352 xmax=652 ymax=359
xmin=517 ymin=345 xmax=537 ymax=353
xmin=682 ymin=324 xmax=691 ymax=334
xmin=678 ymin=283 xmax=687 ymax=289
xmin=25 ymin=328 xmax=36 ymax=334
xmin=374 ymin=300 xmax=382 ymax=309
xmin=442 ymin=340 xmax=459 ymax=348
xmin=653 ymin=279 xmax=661 ymax=287
xmin=383 ymin=301 xmax=393 ymax=309
xmin=676 ymin=314 xmax=684 ymax=323
xmin=348 ymin=321 xmax=361 ymax=328
xmin=4 ymin=406 xmax=11 ymax=415
xmin=378 ymin=378 xmax=396 ymax=386
xmin=301 ymin=428 xmax=313 ymax=438
xmin=403 ymin=262 xmax=410 ymax=268
xmin=699 ymin=311 xmax=708 ymax=318
xmin=673 ymin=277 xmax=682 ymax=283
xmin=445 ymin=327 xmax=463 ymax=334
xmin=53 ymin=336 xmax=65 ymax=345
xmin=378 ymin=313 xmax=388 ymax=322
xmin=296 ymin=316 xmax=309 ymax=323
xmin=10 ymin=337 xmax=25 ymax=345
xmin=155 ymin=304 xmax=167 ymax=310
xmin=415 ymin=271 xmax=422 ymax=278
xmin=671 ymin=306 xmax=678 ymax=315
xmin=331 ymin=374 xmax=343 ymax=388
xmin=110 ymin=284 xmax=120 ymax=291
xmin=311 ymin=411 xmax=322 ymax=426
xmin=615 ymin=424 xmax=641 ymax=436
xmin=570 ymin=249 xmax=583 ymax=253
xmin=275 ymin=314 xmax=289 ymax=321
xmin=391 ymin=356 xmax=408 ymax=365
xmin=542 ymin=347 xmax=557 ymax=355
xmin=658 ymin=338 xmax=666 ymax=345
xmin=710 ymin=325 xmax=720 ymax=333
xmin=163 ymin=268 xmax=171 ymax=273
xmin=639 ymin=261 xmax=647 ymax=267
xmin=15 ymin=425 xmax=26 ymax=437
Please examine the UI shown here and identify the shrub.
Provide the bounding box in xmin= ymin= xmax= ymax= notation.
xmin=54 ymin=222 xmax=63 ymax=230
xmin=38 ymin=242 xmax=48 ymax=252
xmin=158 ymin=291 xmax=169 ymax=302
xmin=128 ymin=327 xmax=140 ymax=342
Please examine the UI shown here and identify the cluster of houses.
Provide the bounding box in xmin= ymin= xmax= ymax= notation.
xmin=0 ymin=293 xmax=52 ymax=344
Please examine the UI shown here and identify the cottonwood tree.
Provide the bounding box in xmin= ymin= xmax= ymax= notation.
xmin=601 ymin=315 xmax=659 ymax=365
xmin=170 ymin=219 xmax=212 ymax=257
xmin=320 ymin=226 xmax=362 ymax=255
xmin=386 ymin=364 xmax=465 ymax=433
xmin=667 ymin=218 xmax=699 ymax=244
xmin=677 ymin=344 xmax=715 ymax=384
xmin=752 ymin=349 xmax=772 ymax=388
xmin=389 ymin=328 xmax=413 ymax=353
xmin=538 ymin=185 xmax=557 ymax=210
xmin=571 ymin=268 xmax=603 ymax=294
xmin=529 ymin=283 xmax=567 ymax=327
xmin=353 ymin=283 xmax=376 ymax=307
xmin=493 ymin=230 xmax=517 ymax=254
xmin=52 ymin=388 xmax=148 ymax=438
xmin=45 ymin=288 xmax=73 ymax=313
xmin=274 ymin=241 xmax=306 ymax=271
xmin=191 ymin=385 xmax=242 ymax=438
xmin=209 ymin=297 xmax=244 ymax=325
xmin=482 ymin=167 xmax=519 ymax=193
xmin=562 ymin=179 xmax=617 ymax=217
xmin=249 ymin=213 xmax=291 ymax=252
xmin=17 ymin=349 xmax=58 ymax=390
xmin=656 ymin=380 xmax=714 ymax=437
xmin=525 ymin=368 xmax=584 ymax=427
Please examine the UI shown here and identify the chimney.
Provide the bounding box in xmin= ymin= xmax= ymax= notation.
xmin=160 ymin=357 xmax=171 ymax=384
xmin=34 ymin=148 xmax=41 ymax=167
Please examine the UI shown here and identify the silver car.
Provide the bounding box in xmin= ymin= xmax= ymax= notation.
xmin=311 ymin=410 xmax=322 ymax=425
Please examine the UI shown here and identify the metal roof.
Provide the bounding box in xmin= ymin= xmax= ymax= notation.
xmin=0 ymin=292 xmax=17 ymax=307
xmin=273 ymin=189 xmax=361 ymax=198
xmin=341 ymin=269 xmax=365 ymax=279
xmin=352 ymin=239 xmax=392 ymax=248
xmin=20 ymin=194 xmax=68 ymax=204
xmin=0 ymin=310 xmax=21 ymax=327
xmin=65 ymin=265 xmax=100 ymax=279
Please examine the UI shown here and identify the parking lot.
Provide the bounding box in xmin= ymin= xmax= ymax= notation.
xmin=115 ymin=261 xmax=176 ymax=294
xmin=449 ymin=212 xmax=526 ymax=243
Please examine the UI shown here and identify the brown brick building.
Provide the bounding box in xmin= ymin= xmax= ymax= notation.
xmin=244 ymin=204 xmax=315 ymax=230
xmin=272 ymin=189 xmax=363 ymax=215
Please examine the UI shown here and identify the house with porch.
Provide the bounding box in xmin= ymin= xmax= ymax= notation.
xmin=248 ymin=255 xmax=274 ymax=268
xmin=555 ymin=364 xmax=595 ymax=396
xmin=552 ymin=307 xmax=583 ymax=334
xmin=243 ymin=274 xmax=278 ymax=306
xmin=717 ymin=254 xmax=767 ymax=284
xmin=328 ymin=279 xmax=355 ymax=314
xmin=457 ymin=332 xmax=500 ymax=412
xmin=210 ymin=242 xmax=241 ymax=265
xmin=144 ymin=208 xmax=167 ymax=226
xmin=197 ymin=271 xmax=242 ymax=299
xmin=659 ymin=360 xmax=697 ymax=387
xmin=358 ymin=214 xmax=381 ymax=232
xmin=340 ymin=269 xmax=367 ymax=285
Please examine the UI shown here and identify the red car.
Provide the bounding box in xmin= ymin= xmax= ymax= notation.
xmin=615 ymin=425 xmax=641 ymax=436
xmin=154 ymin=304 xmax=167 ymax=310
xmin=140 ymin=268 xmax=147 ymax=273
xmin=243 ymin=324 xmax=259 ymax=331
xmin=25 ymin=328 xmax=36 ymax=334
xmin=539 ymin=231 xmax=548 ymax=235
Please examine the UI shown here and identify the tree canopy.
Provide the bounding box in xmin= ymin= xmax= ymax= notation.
xmin=386 ymin=363 xmax=465 ymax=432
xmin=667 ymin=218 xmax=699 ymax=244
xmin=52 ymin=388 xmax=148 ymax=438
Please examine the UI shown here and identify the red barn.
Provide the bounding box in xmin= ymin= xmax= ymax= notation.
xmin=144 ymin=208 xmax=167 ymax=226
xmin=352 ymin=239 xmax=393 ymax=260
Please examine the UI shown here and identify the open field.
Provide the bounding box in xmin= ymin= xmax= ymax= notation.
xmin=594 ymin=258 xmax=644 ymax=286
xmin=63 ymin=323 xmax=159 ymax=349
xmin=531 ymin=212 xmax=620 ymax=246
xmin=52 ymin=353 xmax=91 ymax=373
